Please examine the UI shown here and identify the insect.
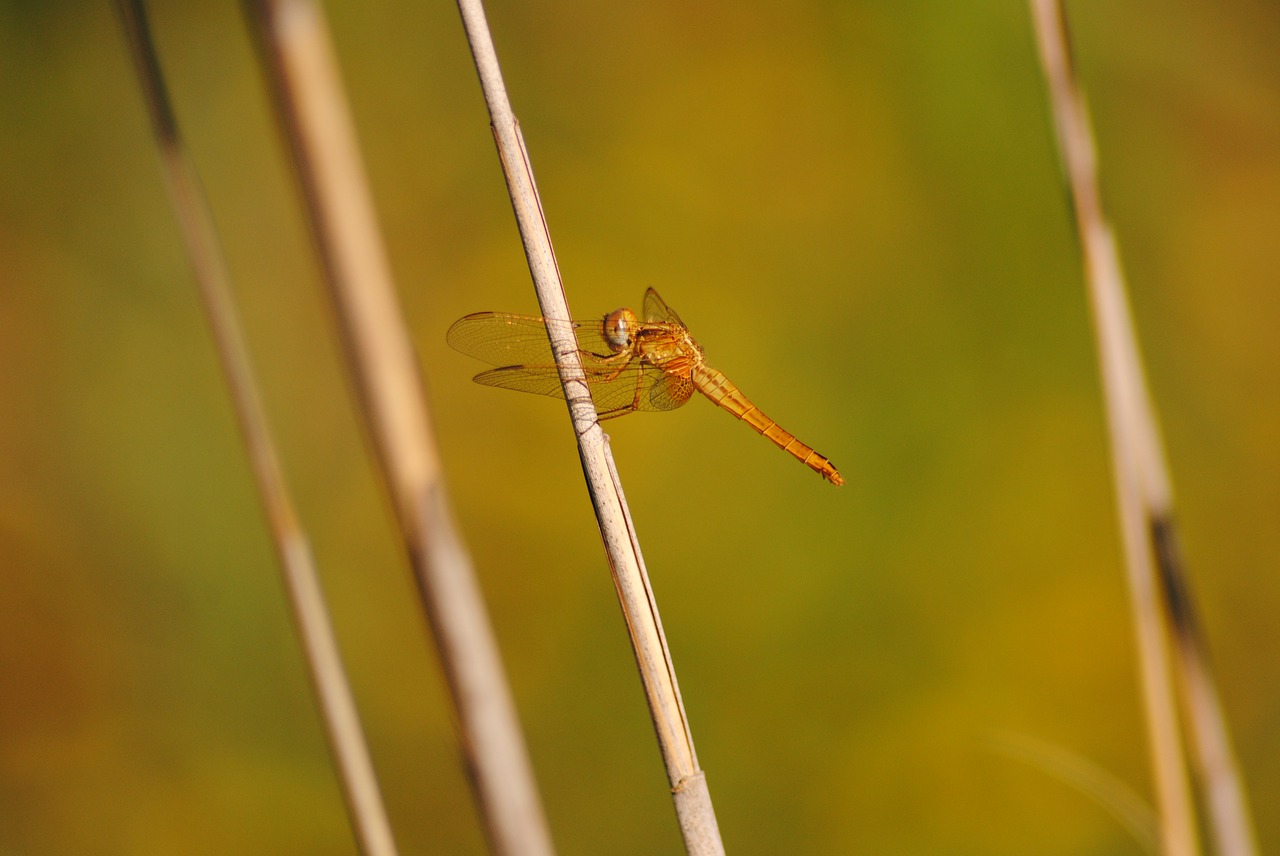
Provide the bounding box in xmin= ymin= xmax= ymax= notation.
xmin=447 ymin=288 xmax=844 ymax=485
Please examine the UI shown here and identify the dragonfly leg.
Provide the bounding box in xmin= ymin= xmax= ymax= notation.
xmin=592 ymin=351 xmax=633 ymax=382
xmin=628 ymin=364 xmax=646 ymax=412
xmin=575 ymin=350 xmax=645 ymax=422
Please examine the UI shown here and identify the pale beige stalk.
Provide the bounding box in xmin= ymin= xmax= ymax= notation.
xmin=242 ymin=2 xmax=554 ymax=854
xmin=1030 ymin=3 xmax=1258 ymax=855
xmin=453 ymin=1 xmax=724 ymax=853
xmin=114 ymin=3 xmax=398 ymax=854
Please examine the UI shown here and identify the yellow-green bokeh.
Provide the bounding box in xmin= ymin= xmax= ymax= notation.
xmin=2 ymin=2 xmax=1277 ymax=853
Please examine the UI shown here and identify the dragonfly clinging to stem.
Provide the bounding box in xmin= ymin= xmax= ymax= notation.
xmin=446 ymin=288 xmax=844 ymax=485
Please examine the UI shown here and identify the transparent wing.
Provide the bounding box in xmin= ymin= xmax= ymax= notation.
xmin=644 ymin=371 xmax=696 ymax=411
xmin=472 ymin=358 xmax=694 ymax=418
xmin=447 ymin=312 xmax=626 ymax=367
xmin=643 ymin=287 xmax=685 ymax=327
xmin=449 ymin=310 xmax=694 ymax=417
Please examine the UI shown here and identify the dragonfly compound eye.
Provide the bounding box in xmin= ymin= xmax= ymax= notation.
xmin=603 ymin=308 xmax=638 ymax=353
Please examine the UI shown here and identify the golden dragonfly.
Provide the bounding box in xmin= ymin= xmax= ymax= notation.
xmin=447 ymin=288 xmax=844 ymax=485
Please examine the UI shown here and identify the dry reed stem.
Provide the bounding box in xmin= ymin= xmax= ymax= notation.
xmin=113 ymin=3 xmax=399 ymax=854
xmin=1030 ymin=3 xmax=1257 ymax=855
xmin=1028 ymin=4 xmax=1197 ymax=854
xmin=1152 ymin=519 xmax=1260 ymax=856
xmin=453 ymin=1 xmax=723 ymax=853
xmin=241 ymin=2 xmax=554 ymax=854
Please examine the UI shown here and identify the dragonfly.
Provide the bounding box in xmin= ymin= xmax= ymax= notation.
xmin=446 ymin=288 xmax=844 ymax=485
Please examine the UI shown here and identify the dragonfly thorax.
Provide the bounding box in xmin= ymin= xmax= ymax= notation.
xmin=602 ymin=307 xmax=640 ymax=353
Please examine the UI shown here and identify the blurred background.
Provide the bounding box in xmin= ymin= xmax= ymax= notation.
xmin=2 ymin=1 xmax=1277 ymax=853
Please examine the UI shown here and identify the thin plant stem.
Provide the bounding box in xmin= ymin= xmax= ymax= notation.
xmin=113 ymin=3 xmax=399 ymax=854
xmin=989 ymin=731 xmax=1159 ymax=855
xmin=1030 ymin=3 xmax=1258 ymax=855
xmin=1151 ymin=520 xmax=1260 ymax=856
xmin=1029 ymin=4 xmax=1196 ymax=854
xmin=240 ymin=2 xmax=555 ymax=854
xmin=452 ymin=1 xmax=724 ymax=853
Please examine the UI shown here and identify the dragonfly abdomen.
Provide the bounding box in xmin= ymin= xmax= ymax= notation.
xmin=693 ymin=367 xmax=844 ymax=485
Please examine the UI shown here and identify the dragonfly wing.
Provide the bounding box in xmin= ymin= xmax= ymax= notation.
xmin=468 ymin=358 xmax=687 ymax=418
xmin=448 ymin=312 xmax=626 ymax=366
xmin=450 ymin=304 xmax=693 ymax=417
xmin=647 ymin=372 xmax=695 ymax=411
xmin=472 ymin=365 xmax=568 ymax=399
xmin=643 ymin=288 xmax=686 ymax=327
xmin=447 ymin=313 xmax=557 ymax=366
xmin=578 ymin=360 xmax=672 ymax=418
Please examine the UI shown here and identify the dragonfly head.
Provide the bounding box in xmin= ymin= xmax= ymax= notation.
xmin=602 ymin=307 xmax=639 ymax=353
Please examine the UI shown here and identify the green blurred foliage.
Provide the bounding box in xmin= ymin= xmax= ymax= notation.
xmin=1 ymin=1 xmax=1277 ymax=853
